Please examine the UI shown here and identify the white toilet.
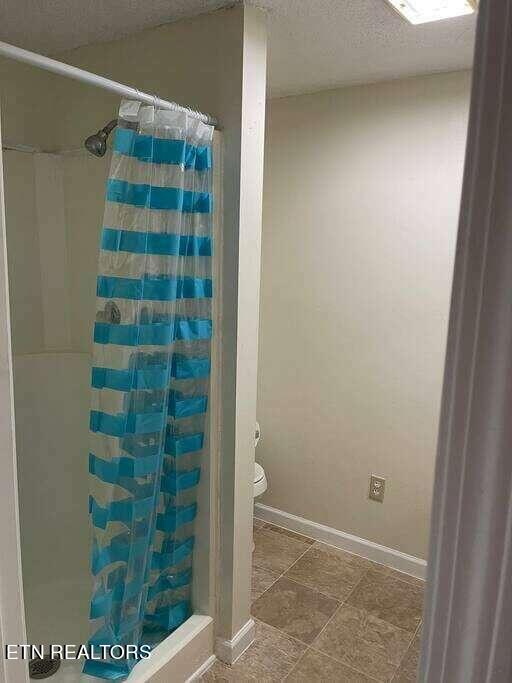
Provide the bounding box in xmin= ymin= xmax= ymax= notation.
xmin=254 ymin=422 xmax=267 ymax=498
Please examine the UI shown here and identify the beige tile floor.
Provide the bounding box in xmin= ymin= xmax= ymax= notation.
xmin=201 ymin=519 xmax=423 ymax=682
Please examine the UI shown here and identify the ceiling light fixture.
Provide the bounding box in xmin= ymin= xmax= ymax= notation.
xmin=386 ymin=0 xmax=477 ymax=24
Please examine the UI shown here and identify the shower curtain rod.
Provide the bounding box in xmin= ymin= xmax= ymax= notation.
xmin=0 ymin=40 xmax=218 ymax=128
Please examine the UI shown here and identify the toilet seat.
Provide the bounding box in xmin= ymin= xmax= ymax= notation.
xmin=254 ymin=462 xmax=265 ymax=483
xmin=254 ymin=462 xmax=267 ymax=497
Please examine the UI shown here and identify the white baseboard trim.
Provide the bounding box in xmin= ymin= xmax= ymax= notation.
xmin=215 ymin=618 xmax=256 ymax=665
xmin=186 ymin=655 xmax=217 ymax=682
xmin=254 ymin=502 xmax=427 ymax=580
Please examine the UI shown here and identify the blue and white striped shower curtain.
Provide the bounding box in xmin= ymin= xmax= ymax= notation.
xmin=85 ymin=100 xmax=214 ymax=679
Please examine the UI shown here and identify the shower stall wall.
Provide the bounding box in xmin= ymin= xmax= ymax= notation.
xmin=4 ymin=147 xmax=109 ymax=673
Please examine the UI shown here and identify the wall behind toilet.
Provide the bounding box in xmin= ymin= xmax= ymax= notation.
xmin=257 ymin=71 xmax=471 ymax=560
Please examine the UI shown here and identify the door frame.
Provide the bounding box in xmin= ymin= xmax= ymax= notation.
xmin=420 ymin=2 xmax=512 ymax=680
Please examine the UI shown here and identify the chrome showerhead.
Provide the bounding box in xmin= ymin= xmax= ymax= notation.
xmin=84 ymin=119 xmax=117 ymax=157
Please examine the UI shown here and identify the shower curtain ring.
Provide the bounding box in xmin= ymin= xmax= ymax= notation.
xmin=148 ymin=92 xmax=158 ymax=112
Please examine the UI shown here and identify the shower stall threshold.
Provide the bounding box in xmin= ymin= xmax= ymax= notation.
xmin=37 ymin=615 xmax=213 ymax=683
xmin=126 ymin=614 xmax=214 ymax=683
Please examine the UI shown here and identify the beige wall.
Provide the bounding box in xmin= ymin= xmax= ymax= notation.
xmin=257 ymin=71 xmax=471 ymax=560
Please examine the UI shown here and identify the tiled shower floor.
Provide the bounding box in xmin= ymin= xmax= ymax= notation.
xmin=202 ymin=520 xmax=423 ymax=682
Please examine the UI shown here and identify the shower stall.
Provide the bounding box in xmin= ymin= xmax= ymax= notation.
xmin=0 ymin=55 xmax=222 ymax=682
xmin=0 ymin=7 xmax=267 ymax=682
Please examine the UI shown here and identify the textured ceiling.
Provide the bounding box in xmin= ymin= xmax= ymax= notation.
xmin=261 ymin=0 xmax=476 ymax=97
xmin=0 ymin=0 xmax=476 ymax=97
xmin=0 ymin=0 xmax=232 ymax=54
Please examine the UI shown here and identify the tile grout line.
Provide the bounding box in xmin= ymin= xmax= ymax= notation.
xmin=389 ymin=619 xmax=423 ymax=683
xmin=308 ymin=646 xmax=382 ymax=683
xmin=246 ymin=617 xmax=311 ymax=683
xmin=302 ymin=564 xmax=418 ymax=681
xmin=252 ymin=521 xmax=424 ymax=682
xmin=282 ymin=648 xmax=311 ymax=682
xmin=210 ymin=616 xmax=308 ymax=682
xmin=253 ymin=535 xmax=399 ymax=646
xmin=254 ymin=521 xmax=315 ymax=551
xmin=246 ymin=524 xmax=316 ymax=682
xmin=253 ymin=527 xmax=423 ymax=613
xmin=281 ymin=645 xmax=312 ymax=683
xmin=304 ymin=567 xmax=370 ymax=649
xmin=251 ymin=529 xmax=318 ymax=602
xmin=258 ymin=520 xmax=316 ymax=546
xmin=254 ymin=535 xmax=373 ymax=604
xmin=250 ymin=545 xmax=312 ymax=603
xmin=251 ymin=531 xmax=336 ymax=682
xmin=277 ymin=566 xmax=373 ymax=680
xmin=256 ymin=520 xmax=425 ymax=590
